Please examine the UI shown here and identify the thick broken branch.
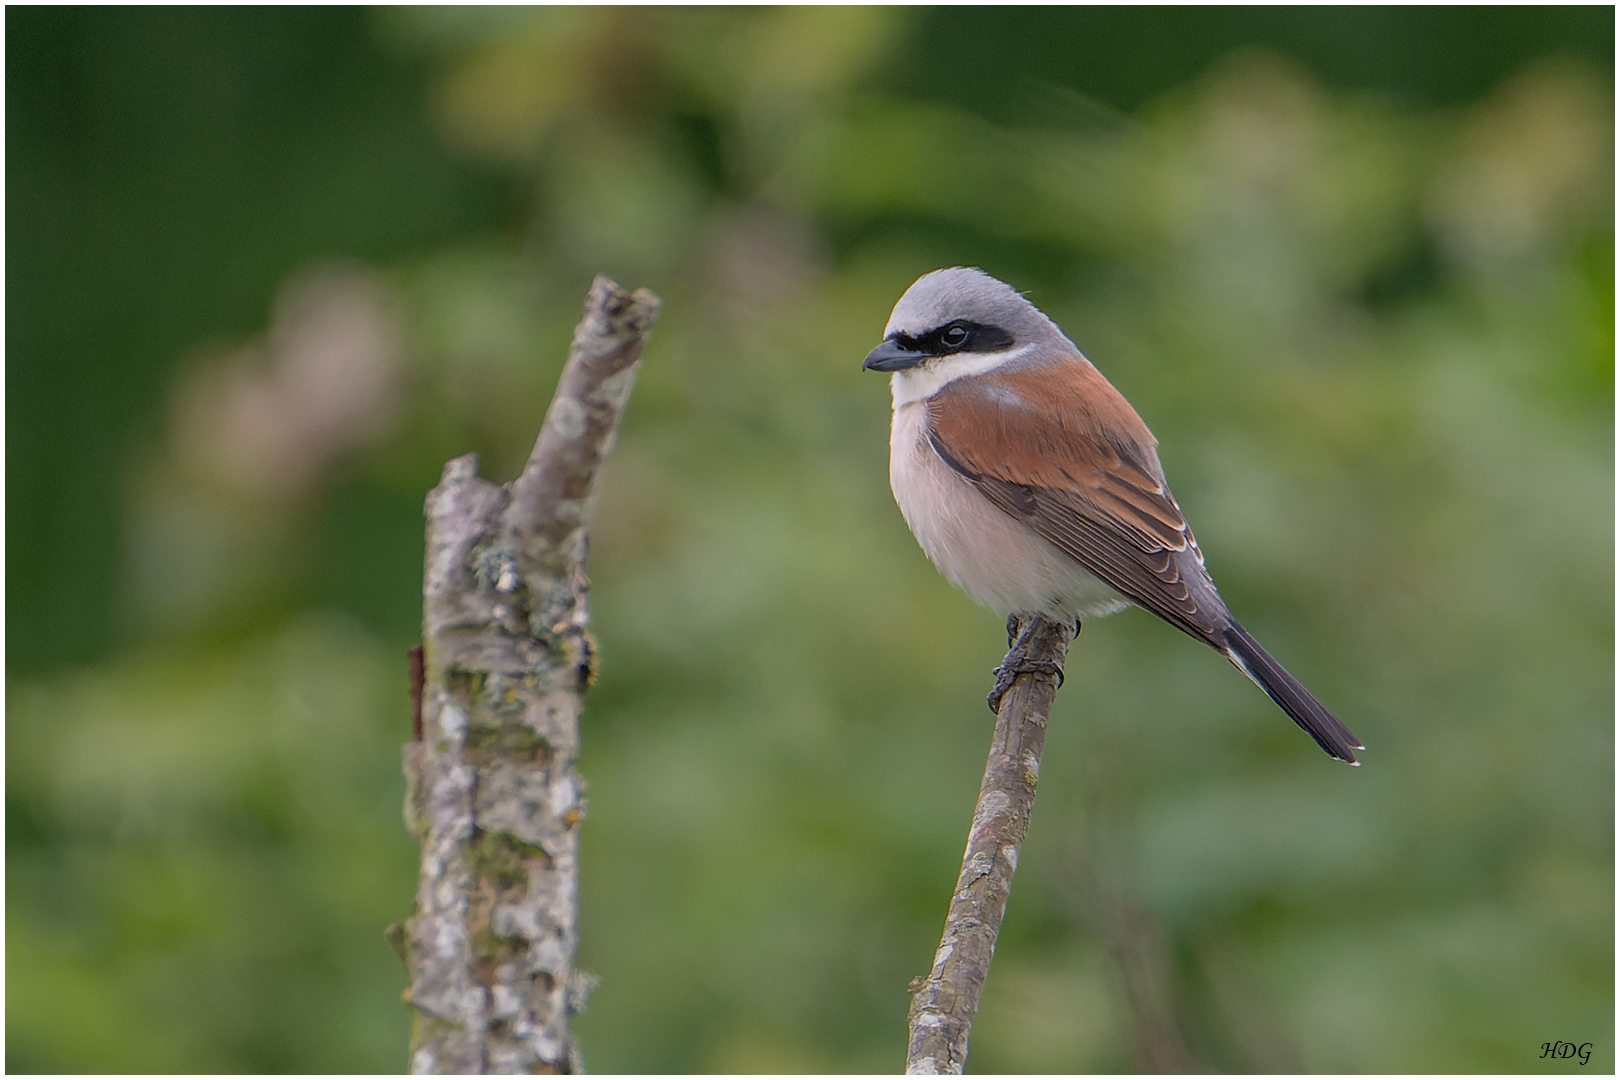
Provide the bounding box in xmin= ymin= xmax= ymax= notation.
xmin=904 ymin=615 xmax=1075 ymax=1075
xmin=398 ymin=276 xmax=660 ymax=1074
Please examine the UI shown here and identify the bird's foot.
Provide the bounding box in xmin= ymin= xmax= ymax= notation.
xmin=988 ymin=617 xmax=1067 ymax=713
xmin=987 ymin=657 xmax=1065 ymax=713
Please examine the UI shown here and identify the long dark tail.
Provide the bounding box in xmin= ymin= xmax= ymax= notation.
xmin=1221 ymin=621 xmax=1362 ymax=765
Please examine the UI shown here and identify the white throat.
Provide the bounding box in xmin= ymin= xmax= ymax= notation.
xmin=888 ymin=342 xmax=1033 ymax=407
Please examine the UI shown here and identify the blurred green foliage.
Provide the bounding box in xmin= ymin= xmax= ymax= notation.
xmin=7 ymin=7 xmax=1613 ymax=1074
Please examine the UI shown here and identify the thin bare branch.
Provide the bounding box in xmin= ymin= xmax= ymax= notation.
xmin=905 ymin=615 xmax=1075 ymax=1075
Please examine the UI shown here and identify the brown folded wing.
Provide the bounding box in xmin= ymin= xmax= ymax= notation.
xmin=926 ymin=358 xmax=1225 ymax=641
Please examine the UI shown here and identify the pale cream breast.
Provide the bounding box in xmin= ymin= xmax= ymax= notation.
xmin=888 ymin=398 xmax=1132 ymax=620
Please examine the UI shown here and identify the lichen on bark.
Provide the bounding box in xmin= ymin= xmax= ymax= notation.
xmin=396 ymin=277 xmax=660 ymax=1074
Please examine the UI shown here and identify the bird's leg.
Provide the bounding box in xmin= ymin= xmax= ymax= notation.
xmin=988 ymin=614 xmax=1067 ymax=713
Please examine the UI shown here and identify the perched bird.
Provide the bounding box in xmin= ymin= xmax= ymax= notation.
xmin=863 ymin=267 xmax=1362 ymax=764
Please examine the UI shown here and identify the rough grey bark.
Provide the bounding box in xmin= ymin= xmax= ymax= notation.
xmin=904 ymin=615 xmax=1075 ymax=1075
xmin=396 ymin=276 xmax=660 ymax=1074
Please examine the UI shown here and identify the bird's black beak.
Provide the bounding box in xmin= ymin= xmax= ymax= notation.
xmin=862 ymin=338 xmax=929 ymax=372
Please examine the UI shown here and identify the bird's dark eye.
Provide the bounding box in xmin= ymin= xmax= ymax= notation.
xmin=941 ymin=324 xmax=969 ymax=349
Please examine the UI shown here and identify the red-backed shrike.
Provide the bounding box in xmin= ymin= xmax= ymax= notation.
xmin=864 ymin=267 xmax=1362 ymax=764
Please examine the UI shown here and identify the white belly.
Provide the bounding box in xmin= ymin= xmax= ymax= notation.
xmin=889 ymin=401 xmax=1132 ymax=621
